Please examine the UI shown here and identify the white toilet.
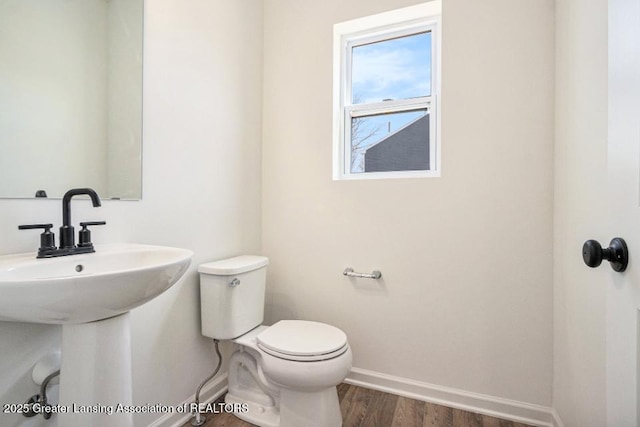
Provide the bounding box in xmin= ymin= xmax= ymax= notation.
xmin=199 ymin=255 xmax=352 ymax=427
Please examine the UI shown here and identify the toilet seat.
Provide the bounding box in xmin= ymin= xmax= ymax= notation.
xmin=257 ymin=320 xmax=349 ymax=362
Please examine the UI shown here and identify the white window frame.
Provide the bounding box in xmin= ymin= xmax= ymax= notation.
xmin=333 ymin=2 xmax=442 ymax=180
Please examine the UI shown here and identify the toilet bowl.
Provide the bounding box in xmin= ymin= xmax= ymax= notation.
xmin=198 ymin=256 xmax=352 ymax=427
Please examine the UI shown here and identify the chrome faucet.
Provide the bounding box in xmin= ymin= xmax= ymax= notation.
xmin=19 ymin=188 xmax=106 ymax=258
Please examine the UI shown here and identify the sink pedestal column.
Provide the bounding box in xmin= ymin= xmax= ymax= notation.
xmin=58 ymin=312 xmax=134 ymax=427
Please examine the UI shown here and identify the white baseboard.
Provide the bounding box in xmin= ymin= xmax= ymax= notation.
xmin=148 ymin=369 xmax=566 ymax=427
xmin=345 ymin=368 xmax=563 ymax=427
xmin=148 ymin=373 xmax=228 ymax=427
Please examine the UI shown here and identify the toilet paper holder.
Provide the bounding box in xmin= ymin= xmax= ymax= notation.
xmin=343 ymin=267 xmax=382 ymax=280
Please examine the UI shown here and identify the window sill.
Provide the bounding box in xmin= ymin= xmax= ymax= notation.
xmin=333 ymin=170 xmax=441 ymax=181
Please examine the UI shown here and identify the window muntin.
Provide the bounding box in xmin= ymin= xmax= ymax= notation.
xmin=333 ymin=3 xmax=441 ymax=180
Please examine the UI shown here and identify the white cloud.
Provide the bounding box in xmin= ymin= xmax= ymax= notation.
xmin=352 ymin=45 xmax=431 ymax=102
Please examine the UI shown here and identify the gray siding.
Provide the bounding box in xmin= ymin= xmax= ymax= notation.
xmin=364 ymin=115 xmax=429 ymax=172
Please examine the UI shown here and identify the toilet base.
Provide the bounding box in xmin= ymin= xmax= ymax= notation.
xmin=279 ymin=388 xmax=342 ymax=427
xmin=225 ymin=392 xmax=279 ymax=427
xmin=226 ymin=387 xmax=342 ymax=427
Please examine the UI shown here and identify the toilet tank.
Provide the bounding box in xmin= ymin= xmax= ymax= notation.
xmin=199 ymin=255 xmax=269 ymax=340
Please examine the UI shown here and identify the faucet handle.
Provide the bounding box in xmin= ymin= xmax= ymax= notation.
xmin=18 ymin=223 xmax=53 ymax=231
xmin=18 ymin=224 xmax=56 ymax=253
xmin=78 ymin=221 xmax=106 ymax=249
xmin=79 ymin=221 xmax=106 ymax=227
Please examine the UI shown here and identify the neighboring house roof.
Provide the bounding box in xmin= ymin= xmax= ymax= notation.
xmin=364 ymin=114 xmax=430 ymax=172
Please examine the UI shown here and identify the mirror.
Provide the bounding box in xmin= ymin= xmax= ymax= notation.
xmin=0 ymin=0 xmax=143 ymax=200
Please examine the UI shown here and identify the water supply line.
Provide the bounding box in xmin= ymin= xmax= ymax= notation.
xmin=22 ymin=369 xmax=60 ymax=420
xmin=191 ymin=339 xmax=222 ymax=426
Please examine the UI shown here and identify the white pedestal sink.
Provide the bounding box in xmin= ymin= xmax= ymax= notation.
xmin=0 ymin=243 xmax=193 ymax=427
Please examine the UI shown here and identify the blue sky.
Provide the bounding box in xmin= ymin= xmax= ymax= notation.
xmin=352 ymin=31 xmax=432 ymax=104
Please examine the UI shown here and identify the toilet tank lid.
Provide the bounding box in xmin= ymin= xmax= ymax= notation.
xmin=199 ymin=255 xmax=269 ymax=275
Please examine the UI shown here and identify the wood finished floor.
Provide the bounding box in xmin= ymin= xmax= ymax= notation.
xmin=183 ymin=383 xmax=536 ymax=427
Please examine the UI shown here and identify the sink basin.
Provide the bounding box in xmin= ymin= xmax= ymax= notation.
xmin=0 ymin=243 xmax=193 ymax=324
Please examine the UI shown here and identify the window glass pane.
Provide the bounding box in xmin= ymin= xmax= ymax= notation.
xmin=351 ymin=31 xmax=431 ymax=104
xmin=350 ymin=110 xmax=429 ymax=173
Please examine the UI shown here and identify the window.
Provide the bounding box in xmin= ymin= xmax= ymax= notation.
xmin=333 ymin=2 xmax=441 ymax=180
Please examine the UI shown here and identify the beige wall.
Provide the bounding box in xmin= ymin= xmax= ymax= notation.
xmin=262 ymin=0 xmax=554 ymax=406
